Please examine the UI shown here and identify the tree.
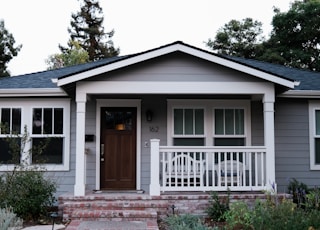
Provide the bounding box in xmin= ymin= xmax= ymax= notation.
xmin=65 ymin=0 xmax=119 ymax=61
xmin=260 ymin=0 xmax=320 ymax=71
xmin=205 ymin=18 xmax=265 ymax=58
xmin=46 ymin=40 xmax=89 ymax=70
xmin=0 ymin=20 xmax=22 ymax=77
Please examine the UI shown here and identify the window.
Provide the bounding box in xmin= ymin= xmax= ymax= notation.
xmin=0 ymin=108 xmax=21 ymax=163
xmin=213 ymin=108 xmax=245 ymax=146
xmin=31 ymin=108 xmax=64 ymax=164
xmin=168 ymin=100 xmax=251 ymax=147
xmin=173 ymin=108 xmax=204 ymax=146
xmin=309 ymin=102 xmax=320 ymax=170
xmin=0 ymin=99 xmax=70 ymax=171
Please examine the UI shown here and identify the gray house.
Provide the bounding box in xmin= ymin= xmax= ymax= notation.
xmin=0 ymin=41 xmax=319 ymax=200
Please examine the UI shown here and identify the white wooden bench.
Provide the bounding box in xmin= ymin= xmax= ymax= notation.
xmin=162 ymin=153 xmax=204 ymax=187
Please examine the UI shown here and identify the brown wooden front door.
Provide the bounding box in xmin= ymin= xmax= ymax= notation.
xmin=100 ymin=107 xmax=136 ymax=190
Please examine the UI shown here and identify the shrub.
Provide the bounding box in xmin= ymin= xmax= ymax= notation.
xmin=206 ymin=191 xmax=230 ymax=222
xmin=163 ymin=214 xmax=213 ymax=230
xmin=0 ymin=170 xmax=56 ymax=220
xmin=287 ymin=178 xmax=308 ymax=208
xmin=0 ymin=207 xmax=23 ymax=230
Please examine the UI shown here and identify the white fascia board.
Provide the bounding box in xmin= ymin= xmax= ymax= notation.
xmin=77 ymin=81 xmax=274 ymax=95
xmin=0 ymin=88 xmax=67 ymax=97
xmin=57 ymin=43 xmax=295 ymax=89
xmin=279 ymin=90 xmax=320 ymax=98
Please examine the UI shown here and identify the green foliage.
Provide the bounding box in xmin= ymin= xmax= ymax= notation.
xmin=0 ymin=20 xmax=22 ymax=77
xmin=65 ymin=0 xmax=119 ymax=61
xmin=164 ymin=214 xmax=213 ymax=230
xmin=266 ymin=0 xmax=320 ymax=71
xmin=305 ymin=187 xmax=320 ymax=211
xmin=0 ymin=207 xmax=23 ymax=230
xmin=206 ymin=18 xmax=265 ymax=58
xmin=224 ymin=198 xmax=320 ymax=230
xmin=0 ymin=125 xmax=57 ymax=221
xmin=0 ymin=170 xmax=57 ymax=220
xmin=287 ymin=178 xmax=309 ymax=208
xmin=46 ymin=40 xmax=89 ymax=69
xmin=206 ymin=191 xmax=230 ymax=222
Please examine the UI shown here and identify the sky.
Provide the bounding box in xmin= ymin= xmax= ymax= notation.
xmin=0 ymin=0 xmax=292 ymax=76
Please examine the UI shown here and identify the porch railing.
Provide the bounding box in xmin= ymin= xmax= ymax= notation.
xmin=149 ymin=139 xmax=267 ymax=195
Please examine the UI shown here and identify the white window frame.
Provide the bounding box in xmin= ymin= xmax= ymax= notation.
xmin=167 ymin=99 xmax=251 ymax=146
xmin=0 ymin=99 xmax=70 ymax=171
xmin=309 ymin=101 xmax=320 ymax=170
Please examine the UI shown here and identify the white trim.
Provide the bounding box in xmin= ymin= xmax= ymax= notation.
xmin=77 ymin=81 xmax=275 ymax=95
xmin=0 ymin=88 xmax=67 ymax=97
xmin=0 ymin=98 xmax=71 ymax=171
xmin=280 ymin=90 xmax=320 ymax=98
xmin=96 ymin=99 xmax=142 ymax=190
xmin=309 ymin=101 xmax=320 ymax=170
xmin=57 ymin=43 xmax=294 ymax=88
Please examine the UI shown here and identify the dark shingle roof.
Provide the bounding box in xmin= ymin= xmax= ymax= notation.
xmin=0 ymin=41 xmax=319 ymax=91
xmin=223 ymin=55 xmax=320 ymax=90
xmin=0 ymin=55 xmax=131 ymax=89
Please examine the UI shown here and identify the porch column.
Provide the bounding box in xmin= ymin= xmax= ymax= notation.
xmin=149 ymin=139 xmax=160 ymax=196
xmin=263 ymin=93 xmax=276 ymax=193
xmin=74 ymin=93 xmax=87 ymax=196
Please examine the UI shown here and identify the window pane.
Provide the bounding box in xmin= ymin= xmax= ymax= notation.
xmin=215 ymin=109 xmax=224 ymax=135
xmin=195 ymin=109 xmax=204 ymax=135
xmin=316 ymin=111 xmax=320 ymax=135
xmin=54 ymin=108 xmax=63 ymax=134
xmin=44 ymin=108 xmax=53 ymax=134
xmin=184 ymin=109 xmax=193 ymax=135
xmin=174 ymin=109 xmax=183 ymax=135
xmin=0 ymin=138 xmax=21 ymax=164
xmin=315 ymin=138 xmax=320 ymax=164
xmin=12 ymin=109 xmax=21 ymax=134
xmin=32 ymin=137 xmax=63 ymax=164
xmin=214 ymin=138 xmax=245 ymax=146
xmin=33 ymin=108 xmax=42 ymax=134
xmin=174 ymin=138 xmax=204 ymax=146
xmin=225 ymin=109 xmax=234 ymax=135
xmin=1 ymin=108 xmax=10 ymax=134
xmin=235 ymin=109 xmax=244 ymax=135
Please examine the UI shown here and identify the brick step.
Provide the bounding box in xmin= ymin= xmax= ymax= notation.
xmin=62 ymin=200 xmax=169 ymax=210
xmin=71 ymin=209 xmax=158 ymax=221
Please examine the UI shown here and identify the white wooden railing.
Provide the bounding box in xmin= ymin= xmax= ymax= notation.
xmin=149 ymin=139 xmax=267 ymax=195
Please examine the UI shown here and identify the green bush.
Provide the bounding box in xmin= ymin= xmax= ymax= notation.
xmin=0 ymin=170 xmax=56 ymax=220
xmin=0 ymin=207 xmax=23 ymax=230
xmin=224 ymin=198 xmax=320 ymax=230
xmin=206 ymin=191 xmax=230 ymax=222
xmin=164 ymin=214 xmax=213 ymax=230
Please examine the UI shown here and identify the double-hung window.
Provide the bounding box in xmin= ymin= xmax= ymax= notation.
xmin=213 ymin=108 xmax=245 ymax=146
xmin=173 ymin=108 xmax=205 ymax=146
xmin=309 ymin=101 xmax=320 ymax=170
xmin=0 ymin=99 xmax=70 ymax=171
xmin=0 ymin=108 xmax=21 ymax=164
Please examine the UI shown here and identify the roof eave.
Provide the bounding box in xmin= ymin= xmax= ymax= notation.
xmin=279 ymin=90 xmax=320 ymax=98
xmin=57 ymin=42 xmax=295 ymax=88
xmin=0 ymin=88 xmax=68 ymax=97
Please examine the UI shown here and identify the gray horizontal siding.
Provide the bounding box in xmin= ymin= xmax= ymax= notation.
xmin=275 ymin=99 xmax=320 ymax=192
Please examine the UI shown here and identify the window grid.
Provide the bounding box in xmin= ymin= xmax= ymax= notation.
xmin=173 ymin=108 xmax=204 ymax=137
xmin=0 ymin=108 xmax=21 ymax=135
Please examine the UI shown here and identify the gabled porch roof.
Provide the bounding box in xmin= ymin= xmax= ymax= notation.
xmin=56 ymin=41 xmax=296 ymax=89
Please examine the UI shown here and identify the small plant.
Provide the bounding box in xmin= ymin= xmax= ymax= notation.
xmin=287 ymin=178 xmax=308 ymax=208
xmin=0 ymin=207 xmax=23 ymax=230
xmin=305 ymin=187 xmax=320 ymax=211
xmin=163 ymin=214 xmax=213 ymax=230
xmin=224 ymin=201 xmax=252 ymax=230
xmin=206 ymin=191 xmax=230 ymax=222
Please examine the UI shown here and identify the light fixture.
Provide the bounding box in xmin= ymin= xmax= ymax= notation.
xmin=146 ymin=110 xmax=153 ymax=122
